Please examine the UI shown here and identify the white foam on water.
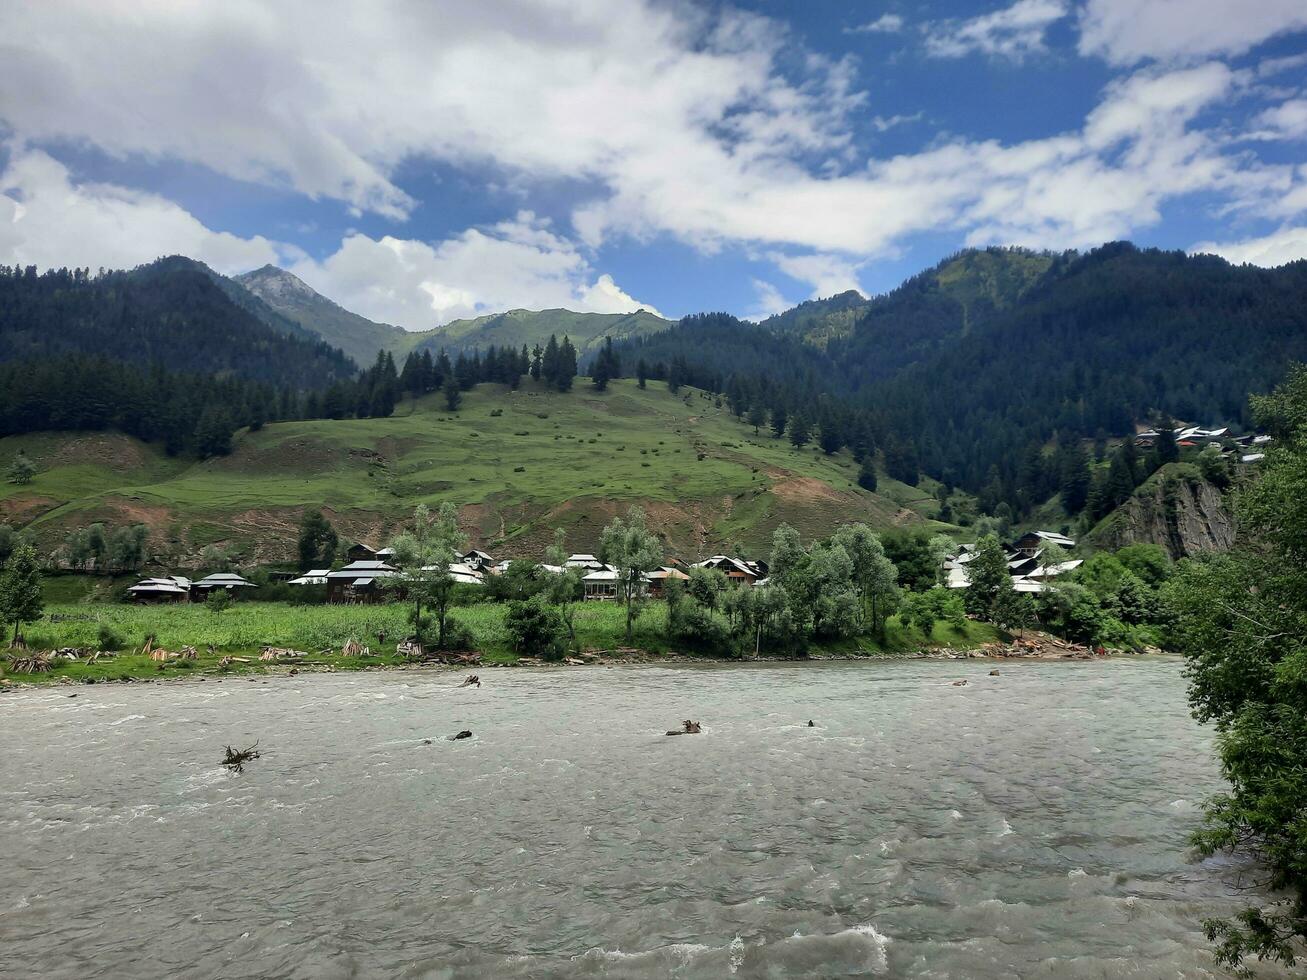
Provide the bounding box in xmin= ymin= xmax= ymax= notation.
xmin=728 ymin=936 xmax=745 ymax=974
xmin=998 ymin=817 xmax=1014 ymax=836
xmin=108 ymin=714 xmax=146 ymax=727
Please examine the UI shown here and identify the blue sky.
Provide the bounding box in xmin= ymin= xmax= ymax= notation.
xmin=2 ymin=0 xmax=1306 ymax=329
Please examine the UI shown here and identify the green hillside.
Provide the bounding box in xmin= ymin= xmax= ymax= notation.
xmin=0 ymin=380 xmax=956 ymax=565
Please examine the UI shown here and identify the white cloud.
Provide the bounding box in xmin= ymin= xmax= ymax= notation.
xmin=0 ymin=0 xmax=1299 ymax=303
xmin=768 ymin=252 xmax=865 ymax=298
xmin=0 ymin=146 xmax=283 ymax=273
xmin=288 ymin=212 xmax=661 ymax=329
xmin=871 ymin=112 xmax=924 ymax=132
xmin=745 ymin=279 xmax=793 ymax=321
xmin=924 ymin=0 xmax=1068 ymax=61
xmin=1192 ymin=226 xmax=1307 ymax=267
xmin=845 ymin=14 xmax=904 ymax=35
xmin=1079 ymin=0 xmax=1307 ymax=65
xmin=1249 ymin=98 xmax=1307 ymax=141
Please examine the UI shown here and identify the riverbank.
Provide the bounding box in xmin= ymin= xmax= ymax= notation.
xmin=1 ymin=599 xmax=1015 ymax=686
xmin=0 ymin=628 xmax=1161 ymax=691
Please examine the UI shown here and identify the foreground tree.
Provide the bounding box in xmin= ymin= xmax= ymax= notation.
xmin=1163 ymin=365 xmax=1307 ymax=969
xmin=964 ymin=534 xmax=1013 ymax=624
xmin=0 ymin=543 xmax=44 ymax=645
xmin=599 ymin=505 xmax=663 ymax=643
xmin=389 ymin=502 xmax=468 ymax=650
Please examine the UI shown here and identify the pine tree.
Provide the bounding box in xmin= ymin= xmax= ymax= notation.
xmin=789 ymin=414 xmax=810 ymax=448
xmin=857 ymin=457 xmax=878 ymax=492
xmin=443 ymin=375 xmax=462 ymax=412
xmin=297 ymin=508 xmax=338 ymax=570
xmin=193 ymin=406 xmax=234 ymax=458
xmin=636 ymin=358 xmax=648 ymax=389
xmin=770 ymin=404 xmax=787 ymax=439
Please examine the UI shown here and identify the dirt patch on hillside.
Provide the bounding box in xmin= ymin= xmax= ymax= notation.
xmin=45 ymin=434 xmax=152 ymax=471
xmin=0 ymin=495 xmax=59 ymax=524
xmin=770 ymin=476 xmax=849 ymax=505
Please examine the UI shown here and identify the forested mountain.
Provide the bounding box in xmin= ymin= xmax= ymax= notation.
xmin=235 ymin=265 xmax=412 ymax=367
xmin=0 ymin=259 xmax=403 ymax=456
xmin=617 ymin=243 xmax=1307 ymax=518
xmin=0 ymin=257 xmax=357 ymax=387
xmin=760 ymin=290 xmax=867 ymax=347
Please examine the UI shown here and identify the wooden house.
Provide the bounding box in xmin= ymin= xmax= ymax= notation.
xmin=327 ymin=560 xmax=399 ymax=604
xmin=691 ymin=555 xmax=767 ymax=586
xmin=190 ymin=573 xmax=257 ymax=601
xmin=645 ymin=566 xmax=690 ymax=598
xmin=126 ymin=576 xmax=191 ymax=604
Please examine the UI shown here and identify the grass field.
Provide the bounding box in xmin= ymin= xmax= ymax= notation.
xmin=1 ymin=600 xmax=999 ymax=685
xmin=0 ymin=379 xmax=965 ymax=563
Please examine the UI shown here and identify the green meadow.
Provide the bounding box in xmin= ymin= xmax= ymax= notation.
xmin=3 ymin=600 xmax=998 ymax=685
xmin=0 ymin=379 xmax=963 ymax=560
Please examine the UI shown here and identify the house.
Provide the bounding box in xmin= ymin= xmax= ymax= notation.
xmin=441 ymin=561 xmax=486 ymax=586
xmin=691 ymin=555 xmax=768 ymax=586
xmin=345 ymin=543 xmax=395 ymax=563
xmin=1026 ymin=559 xmax=1084 ymax=580
xmin=1009 ymin=530 xmax=1076 ymax=556
xmin=1010 ymin=576 xmax=1045 ymax=593
xmin=288 ymin=569 xmax=330 ymax=586
xmin=1007 ymin=552 xmax=1041 ymax=577
xmin=565 ymin=553 xmax=607 ymax=570
xmin=126 ymin=576 xmax=191 ymax=604
xmin=326 ymin=560 xmax=399 ymax=604
xmin=645 ymin=566 xmax=690 ymax=598
xmin=582 ymin=568 xmax=621 ymax=599
xmin=191 ymin=573 xmax=257 ymax=600
xmin=460 ymin=549 xmax=496 ymax=572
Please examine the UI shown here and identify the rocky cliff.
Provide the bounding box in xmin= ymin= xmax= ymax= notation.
xmin=1087 ymin=465 xmax=1235 ymax=559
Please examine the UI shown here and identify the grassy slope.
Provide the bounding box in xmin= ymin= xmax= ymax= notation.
xmin=2 ymin=600 xmax=1000 ymax=684
xmin=0 ymin=380 xmax=959 ymax=562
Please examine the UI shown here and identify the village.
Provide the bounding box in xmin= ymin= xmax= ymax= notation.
xmin=122 ymin=545 xmax=774 ymax=605
xmin=122 ymin=531 xmax=1084 ymax=606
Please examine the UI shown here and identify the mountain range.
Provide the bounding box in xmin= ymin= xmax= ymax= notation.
xmin=235 ymin=264 xmax=671 ymax=367
xmin=3 ymin=242 xmax=1306 ymax=562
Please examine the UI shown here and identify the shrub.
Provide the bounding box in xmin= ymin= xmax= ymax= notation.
xmin=503 ymin=595 xmax=567 ymax=660
xmin=439 ymin=617 xmax=477 ymax=652
xmin=489 ymin=408 xmax=503 ymax=417
xmin=97 ymin=622 xmax=125 ymax=651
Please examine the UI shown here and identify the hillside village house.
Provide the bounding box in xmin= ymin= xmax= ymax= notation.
xmin=126 ymin=576 xmax=191 ymax=604
xmin=190 ymin=573 xmax=257 ymax=600
xmin=691 ymin=555 xmax=769 ymax=585
xmin=582 ymin=568 xmax=621 ymax=599
xmin=945 ymin=531 xmax=1079 ymax=594
xmin=346 ymin=543 xmax=395 ymax=563
xmin=289 ymin=569 xmax=330 ymax=586
xmin=326 ymin=560 xmax=399 ymax=604
xmin=645 ymin=566 xmax=690 ymax=598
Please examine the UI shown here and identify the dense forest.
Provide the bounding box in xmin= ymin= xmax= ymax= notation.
xmin=616 ymin=244 xmax=1307 ymax=517
xmin=0 ymin=261 xmax=405 ymax=455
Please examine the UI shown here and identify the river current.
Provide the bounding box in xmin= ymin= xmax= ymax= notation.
xmin=1 ymin=660 xmax=1286 ymax=978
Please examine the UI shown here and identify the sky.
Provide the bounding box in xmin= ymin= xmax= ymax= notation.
xmin=1 ymin=0 xmax=1306 ymax=329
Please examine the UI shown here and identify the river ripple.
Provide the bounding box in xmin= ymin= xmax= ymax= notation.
xmin=0 ymin=659 xmax=1288 ymax=978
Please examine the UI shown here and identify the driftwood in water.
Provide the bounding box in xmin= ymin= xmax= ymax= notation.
xmin=448 ymin=730 xmax=473 ymax=741
xmin=665 ymin=720 xmax=702 ymax=736
xmin=221 ymin=741 xmax=261 ymax=773
xmin=459 ymin=674 xmax=480 ymax=688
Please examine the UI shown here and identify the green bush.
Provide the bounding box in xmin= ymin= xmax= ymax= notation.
xmin=503 ymin=595 xmax=567 ymax=660
xmin=97 ymin=622 xmax=124 ymax=651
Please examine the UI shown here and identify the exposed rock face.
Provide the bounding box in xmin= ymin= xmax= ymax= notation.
xmin=1092 ymin=471 xmax=1234 ymax=559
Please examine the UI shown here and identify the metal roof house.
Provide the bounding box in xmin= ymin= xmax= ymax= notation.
xmin=326 ymin=560 xmax=399 ymax=604
xmin=126 ymin=576 xmax=192 ymax=603
xmin=191 ymin=573 xmax=257 ymax=600
xmin=288 ymin=569 xmax=331 ymax=586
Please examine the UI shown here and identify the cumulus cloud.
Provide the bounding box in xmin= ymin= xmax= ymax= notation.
xmin=1192 ymin=226 xmax=1307 ymax=267
xmin=845 ymin=14 xmax=904 ymax=35
xmin=0 ymin=147 xmax=283 ymax=273
xmin=0 ymin=0 xmax=1300 ymax=308
xmin=924 ymin=0 xmax=1068 ymax=61
xmin=745 ymin=279 xmax=793 ymax=321
xmin=1079 ymin=0 xmax=1307 ymax=65
xmin=1248 ymin=98 xmax=1307 ymax=141
xmin=288 ymin=212 xmax=661 ymax=329
xmin=768 ymin=252 xmax=865 ymax=298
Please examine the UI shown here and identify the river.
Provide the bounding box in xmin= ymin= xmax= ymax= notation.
xmin=0 ymin=659 xmax=1286 ymax=978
